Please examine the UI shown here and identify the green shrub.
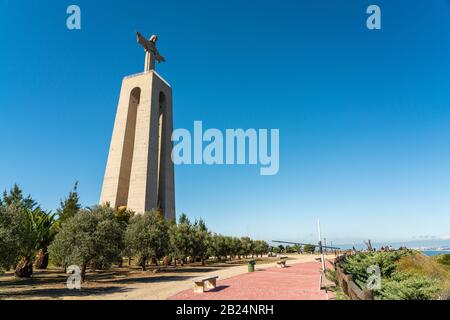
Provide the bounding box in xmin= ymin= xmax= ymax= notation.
xmin=377 ymin=272 xmax=439 ymax=300
xmin=435 ymin=254 xmax=450 ymax=266
xmin=339 ymin=250 xmax=440 ymax=300
xmin=341 ymin=250 xmax=412 ymax=286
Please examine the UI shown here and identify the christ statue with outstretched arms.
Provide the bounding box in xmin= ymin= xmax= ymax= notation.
xmin=136 ymin=31 xmax=166 ymax=71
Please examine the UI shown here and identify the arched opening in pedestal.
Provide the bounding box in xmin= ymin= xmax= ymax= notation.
xmin=116 ymin=87 xmax=141 ymax=207
xmin=157 ymin=91 xmax=166 ymax=213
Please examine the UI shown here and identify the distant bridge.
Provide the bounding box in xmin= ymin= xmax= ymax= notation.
xmin=272 ymin=240 xmax=340 ymax=251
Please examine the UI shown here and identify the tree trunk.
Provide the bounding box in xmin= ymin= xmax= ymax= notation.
xmin=201 ymin=258 xmax=205 ymax=266
xmin=128 ymin=257 xmax=132 ymax=265
xmin=141 ymin=258 xmax=147 ymax=271
xmin=81 ymin=263 xmax=87 ymax=282
xmin=15 ymin=257 xmax=33 ymax=278
xmin=34 ymin=248 xmax=49 ymax=269
xmin=118 ymin=258 xmax=123 ymax=268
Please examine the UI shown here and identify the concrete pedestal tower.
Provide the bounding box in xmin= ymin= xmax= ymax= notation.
xmin=100 ymin=32 xmax=175 ymax=220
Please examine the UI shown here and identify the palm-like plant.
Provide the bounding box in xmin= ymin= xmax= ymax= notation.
xmin=14 ymin=207 xmax=39 ymax=277
xmin=33 ymin=210 xmax=57 ymax=269
xmin=2 ymin=185 xmax=58 ymax=276
xmin=15 ymin=208 xmax=57 ymax=276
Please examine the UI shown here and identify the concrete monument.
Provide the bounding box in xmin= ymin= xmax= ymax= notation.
xmin=100 ymin=32 xmax=175 ymax=220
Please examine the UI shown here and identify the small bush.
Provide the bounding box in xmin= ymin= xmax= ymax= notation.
xmin=377 ymin=272 xmax=439 ymax=300
xmin=341 ymin=250 xmax=412 ymax=286
xmin=435 ymin=254 xmax=450 ymax=267
xmin=339 ymin=250 xmax=441 ymax=300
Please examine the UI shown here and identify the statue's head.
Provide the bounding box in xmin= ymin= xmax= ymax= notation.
xmin=150 ymin=35 xmax=158 ymax=43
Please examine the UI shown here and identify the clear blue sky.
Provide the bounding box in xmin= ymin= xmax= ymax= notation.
xmin=1 ymin=0 xmax=449 ymax=245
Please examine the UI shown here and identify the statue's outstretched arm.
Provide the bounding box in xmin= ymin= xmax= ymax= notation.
xmin=155 ymin=50 xmax=166 ymax=63
xmin=136 ymin=31 xmax=149 ymax=50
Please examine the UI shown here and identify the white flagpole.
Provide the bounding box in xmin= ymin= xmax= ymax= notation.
xmin=317 ymin=219 xmax=326 ymax=273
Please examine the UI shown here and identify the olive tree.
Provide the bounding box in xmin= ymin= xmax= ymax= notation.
xmin=272 ymin=246 xmax=281 ymax=254
xmin=208 ymin=234 xmax=230 ymax=262
xmin=240 ymin=237 xmax=254 ymax=258
xmin=191 ymin=219 xmax=210 ymax=265
xmin=0 ymin=206 xmax=26 ymax=273
xmin=303 ymin=244 xmax=316 ymax=254
xmin=253 ymin=240 xmax=269 ymax=257
xmin=169 ymin=214 xmax=193 ymax=265
xmin=228 ymin=237 xmax=242 ymax=260
xmin=125 ymin=210 xmax=169 ymax=270
xmin=48 ymin=205 xmax=124 ymax=281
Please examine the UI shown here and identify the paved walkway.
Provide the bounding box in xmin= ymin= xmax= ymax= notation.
xmin=168 ymin=261 xmax=334 ymax=300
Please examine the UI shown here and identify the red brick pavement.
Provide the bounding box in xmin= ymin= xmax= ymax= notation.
xmin=168 ymin=261 xmax=334 ymax=300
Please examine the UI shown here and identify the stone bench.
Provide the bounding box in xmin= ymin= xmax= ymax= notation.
xmin=193 ymin=275 xmax=218 ymax=293
xmin=276 ymin=260 xmax=287 ymax=268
